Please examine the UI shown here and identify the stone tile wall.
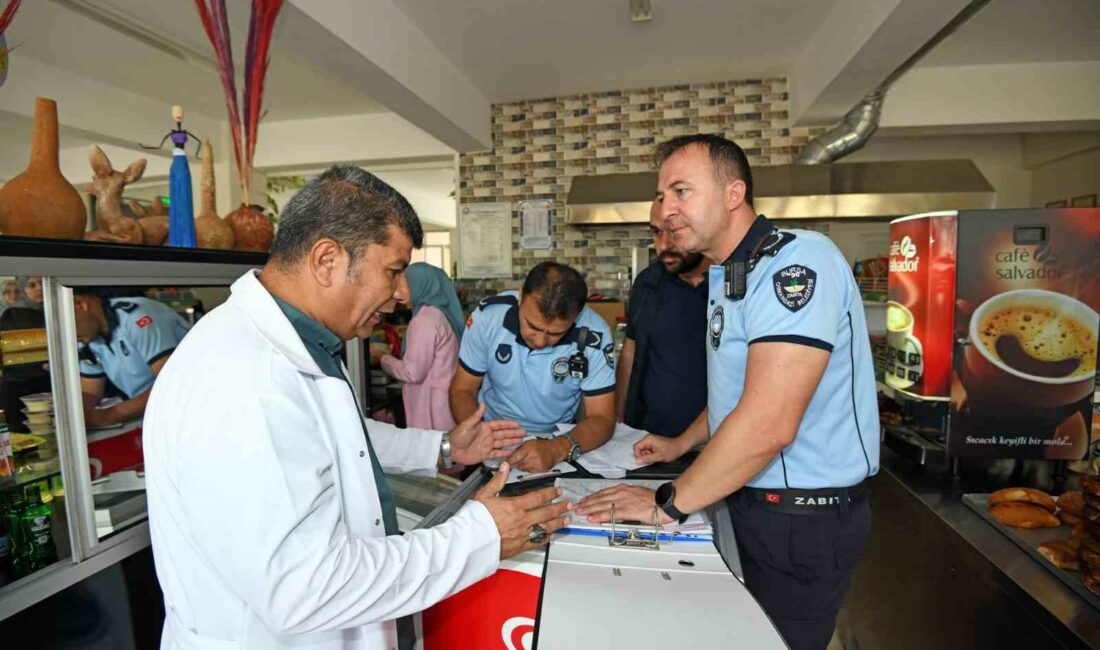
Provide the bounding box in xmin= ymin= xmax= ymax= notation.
xmin=455 ymin=77 xmax=823 ymax=308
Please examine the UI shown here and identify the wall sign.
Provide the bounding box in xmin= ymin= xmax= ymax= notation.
xmin=458 ymin=202 xmax=513 ymax=278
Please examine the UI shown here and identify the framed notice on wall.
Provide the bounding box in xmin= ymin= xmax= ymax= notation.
xmin=458 ymin=202 xmax=513 ymax=278
xmin=519 ymin=199 xmax=553 ymax=250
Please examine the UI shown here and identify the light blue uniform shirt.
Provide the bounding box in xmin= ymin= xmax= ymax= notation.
xmin=459 ymin=291 xmax=616 ymax=433
xmin=79 ymin=297 xmax=191 ymax=399
xmin=706 ymin=216 xmax=880 ymax=489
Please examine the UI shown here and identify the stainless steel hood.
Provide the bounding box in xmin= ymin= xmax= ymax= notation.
xmin=566 ymin=159 xmax=995 ymax=224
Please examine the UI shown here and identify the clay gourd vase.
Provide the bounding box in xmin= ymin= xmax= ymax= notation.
xmin=0 ymin=98 xmax=87 ymax=239
xmin=226 ymin=203 xmax=273 ymax=253
xmin=193 ymin=140 xmax=235 ymax=250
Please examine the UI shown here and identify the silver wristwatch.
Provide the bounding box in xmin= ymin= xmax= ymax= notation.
xmin=440 ymin=431 xmax=454 ymax=469
xmin=563 ymin=431 xmax=582 ymax=462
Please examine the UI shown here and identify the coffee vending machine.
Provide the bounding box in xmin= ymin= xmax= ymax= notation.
xmin=884 ymin=208 xmax=1099 ymax=462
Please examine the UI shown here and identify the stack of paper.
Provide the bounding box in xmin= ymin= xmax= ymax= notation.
xmin=556 ymin=422 xmax=650 ymax=478
xmin=555 ymin=478 xmax=713 ymax=540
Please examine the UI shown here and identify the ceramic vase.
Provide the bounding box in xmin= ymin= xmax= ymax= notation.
xmin=0 ymin=98 xmax=87 ymax=239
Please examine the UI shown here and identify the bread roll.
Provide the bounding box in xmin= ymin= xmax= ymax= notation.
xmin=989 ymin=502 xmax=1060 ymax=529
xmin=1082 ymin=490 xmax=1100 ymax=508
xmin=1083 ymin=572 xmax=1100 ymax=598
xmin=1082 ymin=528 xmax=1100 ymax=553
xmin=1073 ymin=523 xmax=1084 ymax=541
xmin=989 ymin=487 xmax=1057 ymax=513
xmin=1080 ymin=545 xmax=1100 ymax=572
xmin=1082 ymin=475 xmax=1100 ymax=496
xmin=1060 ymin=510 xmax=1083 ymax=527
xmin=1058 ymin=491 xmax=1085 ymax=517
xmin=1083 ymin=504 xmax=1100 ymax=524
xmin=1037 ymin=539 xmax=1079 ymax=570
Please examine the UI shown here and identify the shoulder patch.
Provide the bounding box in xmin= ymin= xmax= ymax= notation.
xmin=603 ymin=342 xmax=615 ymax=368
xmin=114 ymin=301 xmax=139 ymax=313
xmin=477 ymin=295 xmax=519 ymax=311
xmin=586 ymin=329 xmax=603 ymax=348
xmin=772 ymin=264 xmax=817 ymax=312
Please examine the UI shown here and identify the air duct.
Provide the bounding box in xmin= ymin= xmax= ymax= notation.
xmin=795 ymin=0 xmax=993 ymax=165
xmin=795 ymin=92 xmax=883 ymax=165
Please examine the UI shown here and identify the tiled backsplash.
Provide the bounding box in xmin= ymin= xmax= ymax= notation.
xmin=455 ymin=77 xmax=822 ymax=307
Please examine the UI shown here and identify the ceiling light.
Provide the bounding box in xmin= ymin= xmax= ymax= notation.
xmin=629 ymin=0 xmax=652 ymax=23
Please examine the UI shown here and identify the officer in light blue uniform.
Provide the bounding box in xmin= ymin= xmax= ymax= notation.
xmin=706 ymin=216 xmax=880 ymax=489
xmin=451 ymin=262 xmax=616 ymax=473
xmin=574 ymin=135 xmax=880 ymax=650
xmin=76 ymin=294 xmax=191 ymax=427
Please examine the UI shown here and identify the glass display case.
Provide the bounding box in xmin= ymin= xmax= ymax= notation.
xmin=0 ymin=238 xmax=265 ymax=621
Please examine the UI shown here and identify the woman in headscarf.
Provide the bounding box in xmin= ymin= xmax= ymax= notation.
xmin=1 ymin=280 xmax=21 ymax=315
xmin=15 ymin=276 xmax=43 ymax=309
xmin=373 ymin=263 xmax=464 ymax=430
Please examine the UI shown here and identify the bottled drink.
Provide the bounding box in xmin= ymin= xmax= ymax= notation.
xmin=20 ymin=486 xmax=56 ymax=572
xmin=5 ymin=490 xmax=29 ymax=578
xmin=0 ymin=499 xmax=11 ymax=586
xmin=0 ymin=409 xmax=14 ymax=478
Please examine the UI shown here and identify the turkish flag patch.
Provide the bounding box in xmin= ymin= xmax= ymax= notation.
xmin=135 ymin=315 xmax=153 ymax=329
xmin=765 ymin=493 xmax=780 ymax=504
xmin=465 ymin=314 xmax=473 ymax=329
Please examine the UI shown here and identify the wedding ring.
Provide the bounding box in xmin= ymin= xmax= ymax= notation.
xmin=528 ymin=523 xmax=547 ymax=544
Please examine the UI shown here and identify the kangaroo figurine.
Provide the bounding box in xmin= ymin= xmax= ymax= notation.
xmin=84 ymin=146 xmax=147 ymax=244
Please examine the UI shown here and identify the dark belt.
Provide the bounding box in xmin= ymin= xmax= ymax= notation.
xmin=733 ymin=481 xmax=868 ymax=516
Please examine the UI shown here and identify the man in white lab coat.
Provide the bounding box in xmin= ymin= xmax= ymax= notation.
xmin=144 ymin=166 xmax=570 ymax=650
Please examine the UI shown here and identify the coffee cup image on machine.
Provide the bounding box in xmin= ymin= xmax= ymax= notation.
xmin=885 ymin=301 xmax=924 ymax=390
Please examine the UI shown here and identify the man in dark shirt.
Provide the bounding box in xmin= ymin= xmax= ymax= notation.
xmin=616 ymin=200 xmax=709 ymax=437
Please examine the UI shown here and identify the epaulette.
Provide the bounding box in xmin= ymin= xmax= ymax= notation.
xmin=477 ymin=294 xmax=519 ymax=311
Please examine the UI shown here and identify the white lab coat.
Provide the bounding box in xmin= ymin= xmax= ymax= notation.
xmin=144 ymin=270 xmax=500 ymax=649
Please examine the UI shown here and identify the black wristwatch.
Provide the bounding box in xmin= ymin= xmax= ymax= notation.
xmin=655 ymin=482 xmax=688 ymax=523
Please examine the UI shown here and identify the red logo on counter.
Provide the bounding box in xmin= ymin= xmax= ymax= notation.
xmin=765 ymin=493 xmax=780 ymax=504
xmin=135 ymin=315 xmax=153 ymax=329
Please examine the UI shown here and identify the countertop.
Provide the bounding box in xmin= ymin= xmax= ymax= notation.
xmin=880 ymin=447 xmax=1100 ymax=647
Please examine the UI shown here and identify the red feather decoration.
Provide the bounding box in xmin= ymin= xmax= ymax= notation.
xmin=193 ymin=0 xmax=284 ymax=206
xmin=0 ymin=0 xmax=24 ymax=40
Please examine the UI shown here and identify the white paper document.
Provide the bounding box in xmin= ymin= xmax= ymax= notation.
xmin=505 ymin=461 xmax=577 ymax=485
xmin=555 ymin=478 xmax=711 ymax=538
xmin=556 ymin=422 xmax=650 ymax=477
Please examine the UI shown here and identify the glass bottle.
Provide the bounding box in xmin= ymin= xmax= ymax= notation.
xmin=6 ymin=490 xmax=28 ymax=578
xmin=20 ymin=486 xmax=56 ymax=572
xmin=0 ymin=497 xmax=11 ymax=586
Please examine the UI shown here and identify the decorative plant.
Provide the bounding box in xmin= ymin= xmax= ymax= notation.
xmin=0 ymin=0 xmax=22 ymax=51
xmin=265 ymin=174 xmax=306 ymax=224
xmin=193 ymin=0 xmax=284 ymax=252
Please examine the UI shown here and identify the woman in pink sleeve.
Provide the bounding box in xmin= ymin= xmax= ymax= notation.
xmin=374 ymin=263 xmax=464 ymax=430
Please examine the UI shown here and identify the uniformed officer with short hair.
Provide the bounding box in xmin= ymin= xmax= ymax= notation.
xmin=450 ymin=261 xmax=616 ymax=473
xmin=74 ymin=291 xmax=191 ymax=428
xmin=577 ymin=134 xmax=879 ymax=650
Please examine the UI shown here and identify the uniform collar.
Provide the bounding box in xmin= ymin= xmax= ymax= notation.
xmin=502 ymin=304 xmax=583 ymax=350
xmin=228 ymin=270 xmax=329 ymax=377
xmin=724 ymin=214 xmax=775 ymax=265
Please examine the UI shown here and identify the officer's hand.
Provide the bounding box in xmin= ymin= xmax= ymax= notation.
xmin=83 ymin=405 xmax=117 ymax=429
xmin=450 ymin=404 xmax=527 ymax=465
xmin=574 ymin=485 xmax=672 ymax=525
xmin=634 ymin=433 xmax=685 ymax=465
xmin=474 ymin=462 xmax=572 ymax=559
xmin=507 ymin=438 xmax=567 ymax=473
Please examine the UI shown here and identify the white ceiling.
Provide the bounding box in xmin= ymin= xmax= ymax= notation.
xmin=919 ymin=0 xmax=1100 ymax=67
xmin=391 ymin=0 xmax=839 ymax=102
xmin=7 ymin=0 xmax=384 ymax=123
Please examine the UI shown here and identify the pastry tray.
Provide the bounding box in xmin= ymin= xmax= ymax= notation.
xmin=963 ymin=493 xmax=1100 ymax=610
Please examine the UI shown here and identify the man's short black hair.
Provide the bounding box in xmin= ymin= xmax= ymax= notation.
xmin=269 ymin=166 xmax=424 ymax=270
xmin=654 ymin=134 xmax=754 ymax=205
xmin=521 ymin=262 xmax=588 ymax=321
